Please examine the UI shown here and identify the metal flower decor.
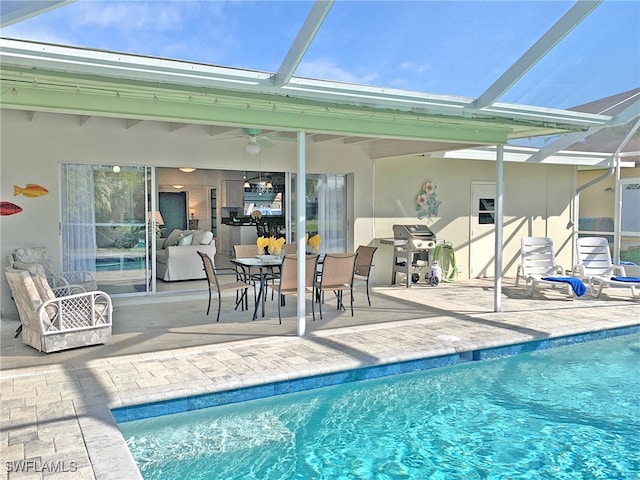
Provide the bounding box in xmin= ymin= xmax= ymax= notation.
xmin=416 ymin=180 xmax=441 ymax=222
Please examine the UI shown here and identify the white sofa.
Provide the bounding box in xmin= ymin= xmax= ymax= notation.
xmin=156 ymin=229 xmax=216 ymax=281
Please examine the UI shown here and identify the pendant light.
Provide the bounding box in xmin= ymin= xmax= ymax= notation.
xmin=258 ymin=150 xmax=263 ymax=195
xmin=242 ymin=146 xmax=251 ymax=188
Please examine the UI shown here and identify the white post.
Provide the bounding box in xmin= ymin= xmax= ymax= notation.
xmin=613 ymin=152 xmax=622 ymax=263
xmin=297 ymin=130 xmax=307 ymax=336
xmin=494 ymin=144 xmax=504 ymax=313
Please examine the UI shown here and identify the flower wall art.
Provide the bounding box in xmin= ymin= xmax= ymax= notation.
xmin=416 ymin=180 xmax=440 ymax=222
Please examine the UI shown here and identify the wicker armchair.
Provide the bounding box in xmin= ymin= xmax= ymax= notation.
xmin=4 ymin=266 xmax=112 ymax=353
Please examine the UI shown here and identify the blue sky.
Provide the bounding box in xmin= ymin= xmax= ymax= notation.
xmin=1 ymin=0 xmax=638 ymax=110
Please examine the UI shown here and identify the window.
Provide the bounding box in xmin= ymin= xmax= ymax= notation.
xmin=478 ymin=198 xmax=495 ymax=225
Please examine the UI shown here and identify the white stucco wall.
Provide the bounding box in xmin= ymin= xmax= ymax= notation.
xmin=2 ymin=108 xmax=581 ymax=316
xmin=372 ymin=156 xmax=576 ymax=285
xmin=0 ymin=109 xmax=374 ymax=316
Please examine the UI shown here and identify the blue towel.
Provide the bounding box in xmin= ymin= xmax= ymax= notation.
xmin=620 ymin=261 xmax=637 ymax=266
xmin=541 ymin=277 xmax=587 ymax=297
xmin=611 ymin=276 xmax=640 ymax=283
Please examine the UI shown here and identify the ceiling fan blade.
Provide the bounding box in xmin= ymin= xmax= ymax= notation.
xmin=265 ymin=134 xmax=296 ymax=143
xmin=242 ymin=127 xmax=262 ymax=136
xmin=257 ymin=137 xmax=273 ymax=148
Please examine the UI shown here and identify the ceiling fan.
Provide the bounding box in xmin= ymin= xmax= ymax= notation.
xmin=209 ymin=127 xmax=296 ymax=155
xmin=244 ymin=129 xmax=267 ymax=155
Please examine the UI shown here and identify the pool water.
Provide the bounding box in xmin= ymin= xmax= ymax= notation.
xmin=119 ymin=334 xmax=640 ymax=479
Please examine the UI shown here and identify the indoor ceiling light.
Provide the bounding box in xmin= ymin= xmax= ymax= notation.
xmin=245 ymin=143 xmax=261 ymax=155
xmin=172 ymin=184 xmax=184 ymax=189
xmin=243 ymin=180 xmax=251 ymax=188
xmin=179 ymin=167 xmax=196 ymax=173
xmin=265 ymin=179 xmax=273 ymax=188
xmin=112 ymin=165 xmax=121 ymax=173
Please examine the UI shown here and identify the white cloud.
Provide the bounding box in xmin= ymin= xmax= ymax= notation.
xmin=68 ymin=1 xmax=185 ymax=31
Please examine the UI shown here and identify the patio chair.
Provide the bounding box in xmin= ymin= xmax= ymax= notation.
xmin=516 ymin=237 xmax=586 ymax=298
xmin=281 ymin=243 xmax=297 ymax=255
xmin=277 ymin=254 xmax=319 ymax=324
xmin=197 ymin=251 xmax=253 ymax=322
xmin=353 ymin=245 xmax=377 ymax=306
xmin=572 ymin=236 xmax=640 ymax=298
xmin=10 ymin=246 xmax=97 ymax=292
xmin=4 ymin=265 xmax=112 ymax=353
xmin=315 ymin=252 xmax=358 ymax=319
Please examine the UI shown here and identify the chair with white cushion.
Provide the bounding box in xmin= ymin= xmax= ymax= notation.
xmin=4 ymin=265 xmax=112 ymax=353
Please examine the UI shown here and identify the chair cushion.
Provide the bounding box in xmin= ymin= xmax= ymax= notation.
xmin=12 ymin=247 xmax=56 ymax=277
xmin=13 ymin=261 xmax=56 ymax=321
xmin=13 ymin=261 xmax=54 ymax=297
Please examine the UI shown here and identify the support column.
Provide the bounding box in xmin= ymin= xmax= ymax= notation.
xmin=494 ymin=144 xmax=504 ymax=313
xmin=297 ymin=130 xmax=307 ymax=336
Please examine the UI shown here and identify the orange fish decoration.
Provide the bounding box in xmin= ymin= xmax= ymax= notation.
xmin=14 ymin=183 xmax=49 ymax=198
xmin=0 ymin=202 xmax=23 ymax=216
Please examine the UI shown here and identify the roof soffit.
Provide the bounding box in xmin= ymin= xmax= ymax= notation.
xmin=1 ymin=64 xmax=553 ymax=145
xmin=0 ymin=39 xmax=611 ymax=139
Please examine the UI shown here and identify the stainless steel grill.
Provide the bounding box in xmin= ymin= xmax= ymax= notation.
xmin=390 ymin=224 xmax=437 ymax=287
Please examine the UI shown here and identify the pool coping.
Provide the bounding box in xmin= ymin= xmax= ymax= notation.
xmin=112 ymin=324 xmax=640 ymax=423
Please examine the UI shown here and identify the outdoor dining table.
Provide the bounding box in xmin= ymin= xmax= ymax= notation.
xmin=230 ymin=253 xmax=325 ymax=320
xmin=230 ymin=255 xmax=283 ymax=320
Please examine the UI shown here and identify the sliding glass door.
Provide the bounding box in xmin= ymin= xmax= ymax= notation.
xmin=61 ymin=164 xmax=152 ymax=295
xmin=290 ymin=173 xmax=347 ymax=253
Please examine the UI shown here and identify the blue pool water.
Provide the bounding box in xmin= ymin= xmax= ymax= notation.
xmin=96 ymin=257 xmax=144 ymax=271
xmin=119 ymin=334 xmax=640 ymax=479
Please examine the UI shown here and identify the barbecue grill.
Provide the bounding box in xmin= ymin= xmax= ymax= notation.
xmin=390 ymin=224 xmax=437 ymax=287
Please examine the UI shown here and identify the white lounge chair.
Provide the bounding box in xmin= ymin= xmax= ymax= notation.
xmin=516 ymin=237 xmax=586 ymax=298
xmin=573 ymin=236 xmax=640 ymax=298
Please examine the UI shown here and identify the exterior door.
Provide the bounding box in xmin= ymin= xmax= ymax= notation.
xmin=470 ymin=182 xmax=496 ymax=278
xmin=290 ymin=173 xmax=347 ymax=253
xmin=61 ymin=164 xmax=152 ymax=296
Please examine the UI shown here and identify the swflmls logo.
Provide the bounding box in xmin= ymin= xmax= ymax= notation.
xmin=5 ymin=460 xmax=78 ymax=473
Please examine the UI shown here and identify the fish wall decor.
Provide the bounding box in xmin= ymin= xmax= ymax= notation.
xmin=0 ymin=202 xmax=23 ymax=216
xmin=14 ymin=184 xmax=49 ymax=198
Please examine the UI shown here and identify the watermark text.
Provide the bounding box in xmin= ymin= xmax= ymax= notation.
xmin=6 ymin=460 xmax=78 ymax=473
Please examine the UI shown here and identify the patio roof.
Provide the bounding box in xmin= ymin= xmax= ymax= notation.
xmin=1 ymin=1 xmax=638 ymax=163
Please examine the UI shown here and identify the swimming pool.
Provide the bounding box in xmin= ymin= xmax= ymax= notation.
xmin=118 ymin=333 xmax=640 ymax=479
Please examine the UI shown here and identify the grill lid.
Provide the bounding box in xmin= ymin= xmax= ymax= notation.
xmin=393 ymin=224 xmax=436 ymax=239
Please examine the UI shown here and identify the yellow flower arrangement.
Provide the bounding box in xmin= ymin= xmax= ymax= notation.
xmin=308 ymin=234 xmax=322 ymax=254
xmin=256 ymin=236 xmax=270 ymax=254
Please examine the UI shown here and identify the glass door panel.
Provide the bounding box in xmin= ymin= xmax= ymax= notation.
xmin=62 ymin=164 xmax=151 ymax=296
xmin=290 ymin=174 xmax=347 ymax=253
